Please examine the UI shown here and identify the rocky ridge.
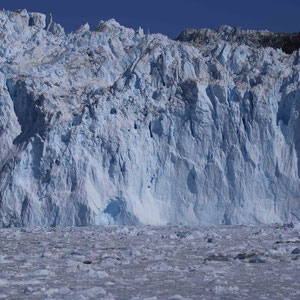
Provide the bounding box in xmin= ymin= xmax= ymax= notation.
xmin=0 ymin=9 xmax=299 ymax=227
xmin=177 ymin=26 xmax=300 ymax=55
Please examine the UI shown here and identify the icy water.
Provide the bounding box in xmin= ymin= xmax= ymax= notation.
xmin=0 ymin=226 xmax=299 ymax=299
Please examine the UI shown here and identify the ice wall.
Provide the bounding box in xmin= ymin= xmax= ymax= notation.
xmin=0 ymin=10 xmax=299 ymax=226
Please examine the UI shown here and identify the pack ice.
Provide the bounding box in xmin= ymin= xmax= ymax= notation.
xmin=0 ymin=9 xmax=299 ymax=227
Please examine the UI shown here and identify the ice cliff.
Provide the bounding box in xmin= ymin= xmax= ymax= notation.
xmin=0 ymin=9 xmax=299 ymax=227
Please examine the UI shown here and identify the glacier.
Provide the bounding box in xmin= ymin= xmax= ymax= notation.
xmin=0 ymin=9 xmax=299 ymax=227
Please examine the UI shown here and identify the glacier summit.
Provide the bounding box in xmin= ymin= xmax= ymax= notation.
xmin=0 ymin=9 xmax=299 ymax=226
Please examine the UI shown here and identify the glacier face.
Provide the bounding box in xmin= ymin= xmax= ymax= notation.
xmin=0 ymin=9 xmax=299 ymax=227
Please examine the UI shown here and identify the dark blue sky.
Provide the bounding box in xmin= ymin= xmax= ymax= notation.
xmin=2 ymin=0 xmax=300 ymax=37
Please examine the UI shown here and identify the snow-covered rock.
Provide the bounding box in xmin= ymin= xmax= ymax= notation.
xmin=0 ymin=10 xmax=299 ymax=227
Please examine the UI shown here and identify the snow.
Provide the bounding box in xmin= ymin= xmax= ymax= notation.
xmin=0 ymin=225 xmax=299 ymax=299
xmin=0 ymin=9 xmax=299 ymax=227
